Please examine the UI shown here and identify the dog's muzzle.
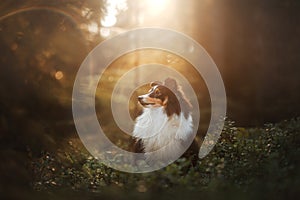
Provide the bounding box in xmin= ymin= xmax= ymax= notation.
xmin=138 ymin=95 xmax=155 ymax=106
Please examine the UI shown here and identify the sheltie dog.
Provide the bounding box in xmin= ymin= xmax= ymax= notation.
xmin=132 ymin=78 xmax=198 ymax=165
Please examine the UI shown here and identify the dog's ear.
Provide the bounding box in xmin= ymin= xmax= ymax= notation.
xmin=164 ymin=78 xmax=178 ymax=91
xmin=150 ymin=81 xmax=162 ymax=87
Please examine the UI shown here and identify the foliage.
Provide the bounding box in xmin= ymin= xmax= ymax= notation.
xmin=0 ymin=1 xmax=299 ymax=199
xmin=27 ymin=117 xmax=300 ymax=199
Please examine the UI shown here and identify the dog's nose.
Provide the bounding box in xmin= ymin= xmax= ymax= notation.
xmin=138 ymin=96 xmax=143 ymax=101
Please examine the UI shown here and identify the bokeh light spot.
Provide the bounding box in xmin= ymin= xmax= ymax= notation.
xmin=55 ymin=71 xmax=64 ymax=80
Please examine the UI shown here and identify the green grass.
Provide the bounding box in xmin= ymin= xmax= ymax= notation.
xmin=26 ymin=117 xmax=300 ymax=199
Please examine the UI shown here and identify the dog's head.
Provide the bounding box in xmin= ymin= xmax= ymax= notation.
xmin=138 ymin=78 xmax=191 ymax=117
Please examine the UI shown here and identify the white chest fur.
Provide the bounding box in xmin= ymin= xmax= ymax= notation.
xmin=133 ymin=107 xmax=194 ymax=163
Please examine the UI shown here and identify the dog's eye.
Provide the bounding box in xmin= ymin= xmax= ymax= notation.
xmin=155 ymin=89 xmax=161 ymax=96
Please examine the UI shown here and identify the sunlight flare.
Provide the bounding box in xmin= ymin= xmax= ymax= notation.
xmin=101 ymin=0 xmax=128 ymax=27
